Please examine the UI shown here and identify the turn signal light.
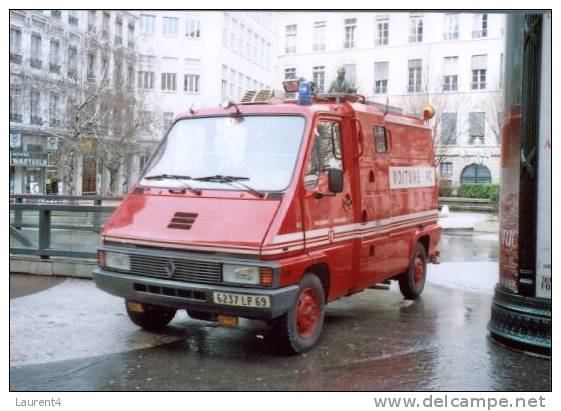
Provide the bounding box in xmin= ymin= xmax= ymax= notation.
xmin=260 ymin=267 xmax=273 ymax=287
xmin=97 ymin=249 xmax=106 ymax=268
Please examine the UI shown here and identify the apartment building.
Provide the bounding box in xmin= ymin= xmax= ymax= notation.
xmin=277 ymin=12 xmax=505 ymax=187
xmin=131 ymin=11 xmax=277 ymax=182
xmin=9 ymin=10 xmax=139 ymax=195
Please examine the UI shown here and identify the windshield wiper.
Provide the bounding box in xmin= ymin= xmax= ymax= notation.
xmin=144 ymin=174 xmax=202 ymax=196
xmin=194 ymin=175 xmax=265 ymax=198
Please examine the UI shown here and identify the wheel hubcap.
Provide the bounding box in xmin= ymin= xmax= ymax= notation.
xmin=296 ymin=288 xmax=320 ymax=339
xmin=413 ymin=255 xmax=425 ymax=285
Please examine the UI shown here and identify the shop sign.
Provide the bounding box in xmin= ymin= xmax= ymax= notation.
xmin=10 ymin=150 xmax=49 ymax=167
xmin=10 ymin=133 xmax=22 ymax=148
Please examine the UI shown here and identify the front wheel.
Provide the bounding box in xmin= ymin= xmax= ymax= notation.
xmin=398 ymin=243 xmax=427 ymax=300
xmin=125 ymin=300 xmax=177 ymax=331
xmin=272 ymin=273 xmax=326 ymax=354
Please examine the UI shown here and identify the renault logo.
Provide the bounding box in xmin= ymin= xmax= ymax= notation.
xmin=165 ymin=260 xmax=176 ymax=277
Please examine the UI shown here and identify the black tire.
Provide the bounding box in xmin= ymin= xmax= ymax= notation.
xmin=125 ymin=300 xmax=177 ymax=331
xmin=272 ymin=273 xmax=326 ymax=354
xmin=398 ymin=243 xmax=427 ymax=300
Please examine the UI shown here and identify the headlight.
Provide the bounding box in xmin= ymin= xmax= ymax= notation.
xmin=105 ymin=252 xmax=131 ymax=271
xmin=223 ymin=264 xmax=259 ymax=285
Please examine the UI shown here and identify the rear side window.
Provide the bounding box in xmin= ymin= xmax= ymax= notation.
xmin=373 ymin=126 xmax=388 ymax=153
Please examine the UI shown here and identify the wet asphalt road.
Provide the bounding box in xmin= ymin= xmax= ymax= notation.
xmin=10 ymin=231 xmax=551 ymax=391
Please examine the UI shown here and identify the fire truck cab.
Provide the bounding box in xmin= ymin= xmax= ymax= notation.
xmin=93 ymin=90 xmax=441 ymax=353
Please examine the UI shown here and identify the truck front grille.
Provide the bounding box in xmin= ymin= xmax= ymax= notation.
xmin=129 ymin=254 xmax=222 ymax=284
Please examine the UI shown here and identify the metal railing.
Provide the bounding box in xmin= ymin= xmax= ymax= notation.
xmin=10 ymin=194 xmax=122 ymax=260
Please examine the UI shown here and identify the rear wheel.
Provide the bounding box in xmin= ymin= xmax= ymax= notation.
xmin=272 ymin=273 xmax=325 ymax=354
xmin=125 ymin=300 xmax=177 ymax=330
xmin=398 ymin=243 xmax=427 ymax=300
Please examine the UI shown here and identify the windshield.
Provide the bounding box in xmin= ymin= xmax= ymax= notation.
xmin=140 ymin=115 xmax=306 ymax=192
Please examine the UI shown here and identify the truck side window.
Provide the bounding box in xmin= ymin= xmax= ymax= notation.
xmin=373 ymin=126 xmax=388 ymax=153
xmin=304 ymin=121 xmax=343 ymax=188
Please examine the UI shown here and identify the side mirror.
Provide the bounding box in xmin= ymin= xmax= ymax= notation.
xmin=328 ymin=168 xmax=344 ymax=193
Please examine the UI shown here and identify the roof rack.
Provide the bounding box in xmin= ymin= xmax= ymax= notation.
xmin=315 ymin=93 xmax=366 ymax=104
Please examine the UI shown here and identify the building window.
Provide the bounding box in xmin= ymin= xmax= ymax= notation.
xmin=239 ymin=24 xmax=246 ymax=56
xmin=186 ymin=19 xmax=201 ymax=38
xmin=127 ymin=22 xmax=135 ymax=48
xmin=313 ymin=66 xmax=325 ymax=92
xmin=49 ymin=94 xmax=60 ymax=127
xmin=67 ymin=45 xmax=78 ymax=78
xmin=246 ymin=28 xmax=252 ymax=57
xmin=444 ymin=14 xmax=459 ymax=40
xmin=68 ymin=10 xmax=79 ymax=26
xmin=113 ymin=58 xmax=123 ymax=87
xmin=115 ymin=17 xmax=123 ymax=45
xmin=127 ymin=65 xmax=134 ymax=90
xmin=375 ymin=15 xmax=389 ymax=46
xmin=30 ymin=33 xmax=42 ymax=68
xmin=30 ymin=91 xmax=42 ymax=125
xmin=461 ymin=164 xmax=491 ymax=184
xmin=342 ymin=64 xmax=356 ymax=89
xmin=440 ymin=113 xmax=457 ymax=144
xmin=222 ymin=15 xmax=229 ymax=46
xmin=87 ymin=53 xmax=96 ymax=81
xmin=409 ymin=14 xmax=423 ymax=43
xmin=163 ymin=112 xmax=174 ymax=130
xmin=469 ymin=112 xmax=486 ymax=144
xmin=138 ymin=71 xmax=155 ymax=89
xmin=472 ymin=14 xmax=488 ymax=38
xmin=102 ymin=11 xmax=110 ymax=39
xmin=238 ymin=73 xmax=244 ymax=97
xmin=284 ymin=67 xmax=296 ymax=80
xmin=344 ymin=18 xmax=357 ymax=48
xmin=87 ymin=11 xmax=97 ymax=33
xmin=10 ymin=26 xmax=22 ymax=61
xmin=229 ymin=69 xmax=236 ymax=97
xmin=184 ymin=74 xmax=200 ymax=94
xmin=313 ymin=21 xmax=326 ymax=51
xmin=440 ymin=162 xmax=453 ymax=178
xmin=471 ymin=55 xmax=487 ymax=90
xmin=285 ymin=24 xmax=297 ymax=54
xmin=442 ymin=56 xmax=459 ymax=91
xmin=253 ymin=33 xmax=259 ymax=62
xmin=407 ymin=59 xmax=422 ymax=93
xmin=49 ymin=39 xmax=60 ymax=73
xmin=374 ymin=61 xmax=389 ymax=94
xmin=230 ymin=19 xmax=237 ymax=51
xmin=140 ymin=14 xmax=156 ymax=34
xmin=139 ymin=111 xmax=154 ymax=132
xmin=10 ymin=87 xmax=23 ymax=122
xmin=161 ymin=73 xmax=177 ymax=91
xmin=163 ymin=16 xmax=178 ymax=36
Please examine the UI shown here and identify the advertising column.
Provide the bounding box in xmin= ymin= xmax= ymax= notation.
xmin=488 ymin=14 xmax=551 ymax=352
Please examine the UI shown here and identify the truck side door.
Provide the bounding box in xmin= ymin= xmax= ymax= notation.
xmin=302 ymin=116 xmax=358 ymax=300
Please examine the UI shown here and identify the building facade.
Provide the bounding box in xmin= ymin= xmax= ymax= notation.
xmin=9 ymin=10 xmax=139 ymax=195
xmin=276 ymin=12 xmax=505 ymax=188
xmin=129 ymin=11 xmax=277 ymax=182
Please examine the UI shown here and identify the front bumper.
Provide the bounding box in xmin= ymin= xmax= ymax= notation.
xmin=92 ymin=268 xmax=299 ymax=320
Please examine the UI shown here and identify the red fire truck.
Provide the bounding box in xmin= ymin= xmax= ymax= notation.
xmin=93 ymin=89 xmax=441 ymax=353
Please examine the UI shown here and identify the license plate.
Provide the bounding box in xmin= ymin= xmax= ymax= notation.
xmin=213 ymin=292 xmax=270 ymax=308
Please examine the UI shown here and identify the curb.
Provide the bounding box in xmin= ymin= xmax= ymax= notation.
xmin=10 ymin=256 xmax=96 ymax=278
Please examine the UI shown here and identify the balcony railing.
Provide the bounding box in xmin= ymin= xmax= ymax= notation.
xmin=10 ymin=53 xmax=22 ymax=64
xmin=471 ymin=82 xmax=487 ymax=90
xmin=375 ymin=38 xmax=388 ymax=46
xmin=127 ymin=40 xmax=135 ymax=49
xmin=30 ymin=58 xmax=42 ymax=69
xmin=115 ymin=36 xmax=123 ymax=46
xmin=10 ymin=113 xmax=23 ymax=123
xmin=343 ymin=41 xmax=356 ymax=49
xmin=51 ymin=10 xmax=61 ymax=19
xmin=69 ymin=16 xmax=79 ymax=25
xmin=49 ymin=118 xmax=60 ymax=127
xmin=68 ymin=68 xmax=78 ymax=80
xmin=30 ymin=116 xmax=43 ymax=125
xmin=408 ymin=35 xmax=422 ymax=43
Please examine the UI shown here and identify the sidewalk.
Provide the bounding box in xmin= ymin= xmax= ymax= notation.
xmin=439 ymin=211 xmax=495 ymax=231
